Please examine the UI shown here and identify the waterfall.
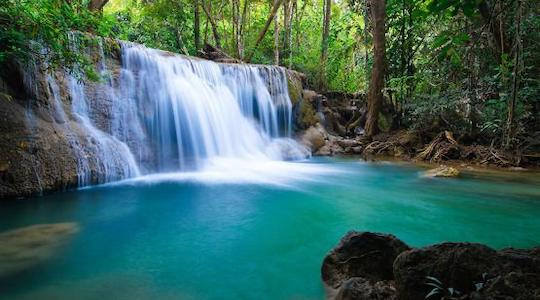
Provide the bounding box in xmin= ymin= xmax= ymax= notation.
xmin=20 ymin=40 xmax=308 ymax=188
xmin=105 ymin=42 xmax=308 ymax=174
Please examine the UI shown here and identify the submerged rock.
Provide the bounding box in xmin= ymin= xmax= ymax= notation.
xmin=0 ymin=222 xmax=79 ymax=277
xmin=321 ymin=231 xmax=410 ymax=289
xmin=422 ymin=165 xmax=460 ymax=178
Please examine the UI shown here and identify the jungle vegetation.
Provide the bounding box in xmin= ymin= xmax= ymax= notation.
xmin=0 ymin=0 xmax=538 ymax=149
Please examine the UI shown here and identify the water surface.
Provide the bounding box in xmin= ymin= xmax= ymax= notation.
xmin=1 ymin=158 xmax=539 ymax=299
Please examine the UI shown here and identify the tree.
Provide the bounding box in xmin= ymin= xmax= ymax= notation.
xmin=245 ymin=0 xmax=284 ymax=62
xmin=201 ymin=0 xmax=222 ymax=48
xmin=503 ymin=0 xmax=522 ymax=148
xmin=238 ymin=0 xmax=250 ymax=58
xmin=88 ymin=0 xmax=109 ymax=11
xmin=231 ymin=0 xmax=240 ymax=57
xmin=194 ymin=0 xmax=201 ymax=51
xmin=318 ymin=0 xmax=331 ymax=89
xmin=364 ymin=0 xmax=386 ymax=138
xmin=274 ymin=0 xmax=280 ymax=65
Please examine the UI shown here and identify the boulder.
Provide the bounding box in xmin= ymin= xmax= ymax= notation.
xmin=335 ymin=277 xmax=397 ymax=300
xmin=422 ymin=165 xmax=460 ymax=178
xmin=323 ymin=232 xmax=540 ymax=300
xmin=393 ymin=242 xmax=540 ymax=300
xmin=292 ymin=89 xmax=321 ymax=130
xmin=351 ymin=146 xmax=364 ymax=154
xmin=322 ymin=231 xmax=410 ymax=289
xmin=471 ymin=271 xmax=540 ymax=300
xmin=299 ymin=123 xmax=327 ymax=152
xmin=315 ymin=138 xmax=346 ymax=156
xmin=498 ymin=247 xmax=540 ymax=274
xmin=337 ymin=139 xmax=361 ymax=149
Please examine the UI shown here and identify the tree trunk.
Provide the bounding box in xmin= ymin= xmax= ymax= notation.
xmin=363 ymin=0 xmax=370 ymax=81
xmin=364 ymin=0 xmax=386 ymax=138
xmin=238 ymin=0 xmax=250 ymax=59
xmin=201 ymin=0 xmax=222 ymax=48
xmin=503 ymin=0 xmax=522 ymax=148
xmin=478 ymin=0 xmax=510 ymax=57
xmin=194 ymin=0 xmax=201 ymax=52
xmin=245 ymin=0 xmax=284 ymax=63
xmin=231 ymin=0 xmax=240 ymax=57
xmin=282 ymin=0 xmax=292 ymax=66
xmin=318 ymin=0 xmax=331 ymax=90
xmin=88 ymin=0 xmax=109 ymax=11
xmin=288 ymin=0 xmax=296 ymax=68
xmin=274 ymin=0 xmax=280 ymax=65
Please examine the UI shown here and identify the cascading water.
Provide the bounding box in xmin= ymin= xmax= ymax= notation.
xmin=106 ymin=42 xmax=308 ymax=174
xmin=22 ymin=39 xmax=309 ymax=188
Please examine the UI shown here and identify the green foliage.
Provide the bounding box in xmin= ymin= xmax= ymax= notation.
xmin=0 ymin=0 xmax=108 ymax=78
xmin=0 ymin=0 xmax=537 ymax=148
xmin=425 ymin=276 xmax=462 ymax=299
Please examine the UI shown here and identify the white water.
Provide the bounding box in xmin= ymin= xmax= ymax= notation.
xmin=25 ymin=40 xmax=310 ymax=187
xmin=112 ymin=43 xmax=308 ymax=173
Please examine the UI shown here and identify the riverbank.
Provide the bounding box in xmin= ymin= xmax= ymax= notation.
xmin=293 ymin=87 xmax=539 ymax=171
xmin=297 ymin=123 xmax=540 ymax=172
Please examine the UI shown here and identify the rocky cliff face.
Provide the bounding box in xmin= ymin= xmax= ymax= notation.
xmin=0 ymin=38 xmax=308 ymax=199
xmin=0 ymin=39 xmax=126 ymax=198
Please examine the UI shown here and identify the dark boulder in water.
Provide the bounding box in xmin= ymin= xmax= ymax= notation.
xmin=322 ymin=232 xmax=540 ymax=300
xmin=394 ymin=243 xmax=540 ymax=300
xmin=394 ymin=243 xmax=500 ymax=299
xmin=321 ymin=231 xmax=410 ymax=289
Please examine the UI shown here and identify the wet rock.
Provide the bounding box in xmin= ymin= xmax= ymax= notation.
xmin=337 ymin=139 xmax=361 ymax=149
xmin=422 ymin=165 xmax=460 ymax=178
xmin=394 ymin=243 xmax=540 ymax=300
xmin=394 ymin=243 xmax=500 ymax=300
xmin=315 ymin=137 xmax=346 ymax=156
xmin=299 ymin=123 xmax=327 ymax=152
xmin=0 ymin=223 xmax=79 ymax=277
xmin=498 ymin=247 xmax=540 ymax=274
xmin=351 ymin=146 xmax=363 ymax=154
xmin=335 ymin=277 xmax=397 ymax=300
xmin=471 ymin=271 xmax=540 ymax=300
xmin=292 ymin=89 xmax=320 ymax=130
xmin=323 ymin=232 xmax=540 ymax=300
xmin=322 ymin=231 xmax=410 ymax=289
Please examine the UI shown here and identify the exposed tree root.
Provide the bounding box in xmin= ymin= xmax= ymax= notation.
xmin=416 ymin=131 xmax=459 ymax=162
xmin=359 ymin=130 xmax=532 ymax=167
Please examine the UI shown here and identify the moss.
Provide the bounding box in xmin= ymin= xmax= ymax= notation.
xmin=378 ymin=112 xmax=392 ymax=133
xmin=298 ymin=99 xmax=319 ymax=129
xmin=103 ymin=38 xmax=122 ymax=59
xmin=286 ymin=72 xmax=303 ymax=105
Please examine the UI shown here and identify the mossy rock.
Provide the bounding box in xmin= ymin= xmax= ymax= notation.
xmin=287 ymin=72 xmax=303 ymax=105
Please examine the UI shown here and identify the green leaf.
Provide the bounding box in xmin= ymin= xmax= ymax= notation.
xmin=425 ymin=288 xmax=441 ymax=299
xmin=425 ymin=276 xmax=443 ymax=285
